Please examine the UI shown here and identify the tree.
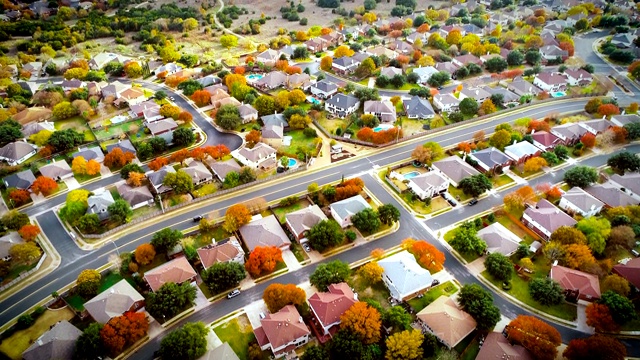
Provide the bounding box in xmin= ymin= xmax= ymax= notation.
xmin=585 ymin=98 xmax=602 ymax=113
xmin=457 ymin=284 xmax=501 ymax=330
xmin=489 ymin=129 xmax=512 ymax=150
xmin=172 ymin=127 xmax=194 ymax=147
xmin=147 ymin=282 xmax=197 ymax=320
xmin=301 ymin=345 xmax=327 ymax=360
xmin=320 ymin=56 xmax=333 ymax=71
xmin=124 ymin=62 xmax=143 ymax=78
xmin=310 ymin=260 xmax=350 ymax=291
xmin=598 ymin=104 xmax=620 ymax=116
xmin=427 ymin=71 xmax=450 ymax=87
xmin=120 ymin=163 xmax=143 ymax=180
xmin=8 ymin=188 xmax=30 ymax=206
xmin=134 ymin=243 xmax=156 ymax=265
xmin=608 ymin=225 xmax=635 ymax=250
xmin=602 ymin=274 xmax=630 ymax=297
xmin=407 ymin=239 xmax=445 ymax=272
xmin=525 ymin=50 xmax=542 ymax=65
xmin=126 ymin=172 xmax=145 ymax=187
xmin=245 ymin=246 xmax=283 ymax=277
xmin=459 ymin=97 xmax=479 ymax=116
xmin=529 ymin=278 xmax=564 ymax=306
xmin=75 ymin=323 xmax=105 ymax=360
xmin=29 ymin=176 xmax=57 ymax=196
xmin=485 ymin=57 xmax=508 ymax=73
xmin=9 ymin=242 xmax=41 ymax=263
xmin=340 ymin=301 xmax=382 ymax=344
xmin=484 ymin=252 xmax=513 ymax=281
xmin=104 ymin=148 xmax=135 ymax=169
xmin=159 ymin=322 xmax=208 ymax=360
xmin=107 ymin=199 xmax=132 ymax=224
xmin=77 ymin=269 xmax=101 ymax=297
xmin=160 ymin=104 xmax=181 ymax=119
xmin=352 ymin=208 xmax=381 ymax=234
xmin=18 ymin=224 xmax=40 ymax=241
xmin=308 ymin=220 xmax=345 ymax=252
xmin=359 ymin=262 xmax=384 ymax=284
xmin=201 ymin=261 xmax=246 ymax=294
xmin=85 ymin=159 xmax=100 ymax=176
xmin=564 ymin=335 xmax=626 ymax=360
xmin=220 ymin=34 xmax=238 ymax=49
xmin=576 ymin=217 xmax=611 ymax=255
xmin=162 ymin=170 xmax=194 ymax=194
xmin=451 ymin=223 xmax=487 ymax=255
xmin=586 ymin=302 xmax=619 ymax=332
xmin=263 ymin=283 xmax=306 ymax=313
xmin=507 ymin=50 xmax=524 ymax=66
xmin=385 ymin=330 xmax=423 ymax=360
xmin=169 ymin=149 xmax=190 ymax=165
xmin=245 ymin=130 xmax=261 ymax=146
xmin=191 ymin=90 xmax=211 ymax=107
xmin=600 ymin=290 xmax=636 ymax=325
xmin=253 ymin=95 xmax=277 ymax=117
xmin=479 ymin=99 xmax=497 ymax=115
xmin=100 ymin=312 xmax=148 ymax=357
xmin=29 ymin=129 xmax=53 ymax=147
xmin=579 ymin=132 xmax=596 ymax=148
xmin=458 ymin=174 xmax=492 ymax=198
xmin=550 ymin=226 xmax=586 ymax=245
xmin=523 ymin=157 xmax=547 ymax=173
xmin=607 ymin=152 xmax=640 ymax=173
xmin=150 ymin=228 xmax=183 ymax=253
xmin=506 ymin=315 xmax=561 ymax=360
xmin=149 ymin=157 xmax=169 ymax=171
xmin=563 ymin=166 xmax=598 ymax=188
xmin=377 ymin=204 xmax=400 ymax=225
xmin=223 ymin=204 xmax=251 ymax=233
xmin=334 ymin=45 xmax=355 ymax=58
xmin=48 ymin=129 xmax=84 ymax=152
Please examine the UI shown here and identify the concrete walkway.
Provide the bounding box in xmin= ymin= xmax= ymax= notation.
xmin=281 ymin=249 xmax=301 ymax=271
xmin=467 ymin=256 xmax=486 ymax=275
xmin=575 ymin=301 xmax=595 ymax=334
xmin=63 ymin=177 xmax=81 ymax=190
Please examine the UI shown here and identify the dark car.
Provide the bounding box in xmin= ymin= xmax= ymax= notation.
xmin=468 ymin=199 xmax=478 ymax=206
xmin=193 ymin=215 xmax=205 ymax=222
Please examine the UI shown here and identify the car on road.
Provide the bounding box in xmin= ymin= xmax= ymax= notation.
xmin=227 ymin=289 xmax=241 ymax=299
xmin=302 ymin=243 xmax=311 ymax=252
xmin=169 ymin=96 xmax=175 ymax=101
xmin=193 ymin=215 xmax=205 ymax=222
xmin=468 ymin=199 xmax=478 ymax=206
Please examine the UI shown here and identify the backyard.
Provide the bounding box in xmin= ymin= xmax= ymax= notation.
xmin=213 ymin=314 xmax=256 ymax=360
xmin=317 ymin=116 xmax=347 ymax=135
xmin=54 ymin=116 xmax=96 ymax=142
xmin=444 ymin=227 xmax=482 ymax=263
xmin=349 ymin=273 xmax=392 ymax=309
xmin=65 ymin=271 xmax=124 ymax=311
xmin=271 ymin=198 xmax=312 ymax=224
xmin=493 ymin=212 xmax=539 ymax=245
xmin=93 ymin=119 xmax=147 ymax=141
xmin=192 ymin=183 xmax=218 ymax=198
xmin=407 ymin=280 xmax=459 ymax=312
xmin=278 ymin=130 xmax=319 ymax=161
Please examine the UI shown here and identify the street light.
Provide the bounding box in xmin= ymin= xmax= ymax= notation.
xmin=109 ymin=239 xmax=120 ymax=257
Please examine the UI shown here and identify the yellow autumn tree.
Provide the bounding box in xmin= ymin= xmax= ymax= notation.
xmin=340 ymin=302 xmax=382 ymax=344
xmin=385 ymin=329 xmax=424 ymax=360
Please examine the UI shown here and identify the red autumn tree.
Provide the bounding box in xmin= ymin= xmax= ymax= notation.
xmin=169 ymin=148 xmax=190 ymax=165
xmin=104 ymin=148 xmax=135 ymax=169
xmin=31 ymin=176 xmax=58 ymax=196
xmin=245 ymin=246 xmax=283 ymax=277
xmin=9 ymin=189 xmax=31 ymax=206
xmin=148 ymin=157 xmax=169 ymax=171
xmin=457 ymin=141 xmax=474 ymax=153
xmin=559 ymin=41 xmax=575 ymax=56
xmin=585 ymin=303 xmax=619 ymax=332
xmin=357 ymin=127 xmax=375 ymax=142
xmin=546 ymin=186 xmax=562 ymax=199
xmin=203 ymin=144 xmax=230 ymax=159
xmin=410 ymin=239 xmax=445 ymax=272
xmin=581 ymin=132 xmax=596 ymax=148
xmin=396 ymin=55 xmax=410 ymax=66
xmin=262 ymin=283 xmax=306 ymax=313
xmin=610 ymin=126 xmax=628 ymax=143
xmin=234 ymin=66 xmax=246 ymax=75
xmin=598 ymin=104 xmax=620 ymax=116
xmin=335 ymin=177 xmax=365 ymax=201
xmin=417 ymin=24 xmax=430 ymax=33
xmin=39 ymin=145 xmax=54 ymax=157
xmin=18 ymin=224 xmax=41 ymax=241
xmin=100 ymin=311 xmax=149 ymax=356
xmin=189 ymin=147 xmax=207 ymax=161
xmin=528 ymin=119 xmax=551 ymax=132
xmin=506 ymin=315 xmax=561 ymax=360
xmin=178 ymin=111 xmax=193 ymax=123
xmin=564 ymin=335 xmax=626 ymax=360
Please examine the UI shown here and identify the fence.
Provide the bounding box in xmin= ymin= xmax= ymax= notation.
xmin=0 ymin=253 xmax=48 ymax=293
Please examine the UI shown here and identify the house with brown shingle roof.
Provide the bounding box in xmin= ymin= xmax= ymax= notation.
xmin=117 ymin=182 xmax=155 ymax=210
xmin=210 ymin=88 xmax=230 ymax=108
xmin=550 ymin=264 xmax=601 ymax=302
xmin=119 ymin=87 xmax=146 ymax=106
xmin=233 ymin=143 xmax=277 ymax=170
xmin=147 ymin=118 xmax=178 ymax=136
xmin=84 ymin=279 xmax=145 ymax=324
xmin=22 ymin=321 xmax=82 ymax=360
xmin=416 ymin=296 xmax=476 ymax=348
xmin=197 ymin=236 xmax=245 ymax=269
xmin=183 ymin=159 xmax=213 ymax=185
xmin=613 ymin=257 xmax=640 ymax=290
xmin=432 ymin=155 xmax=480 ymax=187
xmin=253 ymin=305 xmax=311 ymax=357
xmin=254 ymin=71 xmax=288 ymax=90
xmin=239 ymin=214 xmax=291 ymax=251
xmin=522 ymin=199 xmax=577 ymax=240
xmin=308 ymin=282 xmax=357 ymax=336
xmin=476 ymin=332 xmax=533 ymax=360
xmin=144 ymin=256 xmax=197 ymax=292
xmin=285 ymin=205 xmax=328 ymax=240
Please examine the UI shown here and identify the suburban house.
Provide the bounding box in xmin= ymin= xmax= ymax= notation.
xmin=262 ymin=113 xmax=289 ymax=129
xmin=477 ymin=223 xmax=522 ymax=256
xmin=539 ymin=45 xmax=568 ymax=61
xmin=284 ymin=205 xmax=328 ymax=240
xmin=238 ymin=103 xmax=259 ymax=123
xmin=61 ymin=79 xmax=86 ymax=91
xmin=332 ymin=56 xmax=361 ymax=75
xmin=379 ymin=66 xmax=402 ymax=78
xmin=308 ymin=282 xmax=357 ymax=336
xmin=364 ymin=100 xmax=396 ymax=123
xmin=452 ymin=54 xmax=482 ymax=67
xmin=206 ymin=158 xmax=242 ymax=182
xmin=609 ymin=173 xmax=640 ymax=201
xmin=411 ymin=66 xmax=439 ymax=85
xmin=310 ymin=80 xmax=338 ymax=99
xmin=22 ymin=321 xmax=82 ymax=360
xmin=403 ymin=96 xmax=435 ymax=119
xmin=325 ymin=93 xmax=360 ymax=117
xmin=389 ymin=40 xmax=414 ymax=54
xmin=580 ymin=119 xmax=611 ymax=135
xmin=482 ymin=86 xmax=520 ymax=106
xmin=101 ymin=81 xmax=129 ymax=98
xmin=86 ymin=189 xmax=115 ymax=222
xmin=256 ymin=49 xmax=280 ymax=66
xmin=183 ymin=159 xmax=213 ymax=185
xmin=531 ymin=131 xmax=563 ymax=151
xmin=611 ymin=114 xmax=640 ymax=127
xmin=564 ymin=69 xmax=593 ymax=86
xmin=143 ymin=107 xmax=163 ymax=123
xmin=558 ymin=187 xmax=605 ymax=217
xmin=197 ymin=236 xmax=245 ymax=268
xmin=507 ymin=79 xmax=542 ymax=97
xmin=0 ymin=141 xmax=37 ymax=166
xmin=504 ymin=141 xmax=542 ymax=164
xmin=551 ymin=122 xmax=589 ymax=145
xmin=522 ymin=199 xmax=577 ymax=240
xmin=116 ymin=183 xmax=155 ymax=210
xmin=144 ymin=256 xmax=197 ymax=292
xmin=379 ymin=250 xmax=434 ymax=301
xmin=239 ymin=214 xmax=291 ymax=251
xmin=106 ymin=140 xmax=137 ymax=158
xmin=153 ymin=62 xmax=182 ymax=76
xmin=254 ymin=305 xmax=311 ymax=357
xmin=365 ymin=46 xmax=398 ymax=59
xmin=210 ymin=88 xmax=231 ymax=108
xmin=255 ymin=71 xmax=288 ymax=90
xmin=613 ymin=257 xmax=640 ymax=290
xmin=533 ymin=72 xmax=568 ymax=92
xmin=416 ymin=296 xmax=476 ymax=348
xmin=218 ymin=97 xmax=241 ymax=108
xmin=0 ymin=232 xmax=23 ymax=262
xmin=89 ymin=53 xmax=130 ymax=70
xmin=476 ymin=332 xmax=534 ymax=360
xmin=550 ymin=264 xmax=601 ymax=302
xmin=435 ymin=62 xmax=460 ymax=74
xmin=84 ymin=280 xmax=145 ymax=324
xmin=304 ymin=38 xmax=328 ymax=52
xmin=468 ymin=147 xmax=513 ymax=173
xmin=118 ymin=88 xmax=146 ymax=106
xmin=3 ymin=169 xmax=36 ymax=190
xmin=12 ymin=107 xmax=52 ymax=125
xmin=610 ymin=33 xmax=635 ymax=48
xmin=148 ymin=165 xmax=176 ymax=194
xmin=262 ymin=124 xmax=284 ymax=148
xmin=233 ymin=143 xmax=277 ymax=170
xmin=432 ymin=156 xmax=480 ymax=188
xmin=406 ymin=172 xmax=449 ymax=200
xmin=200 ymin=343 xmax=240 ymax=360
xmin=433 ymin=93 xmax=461 ymax=112
xmin=73 ymin=146 xmax=105 ymax=163
xmin=147 ymin=118 xmax=178 ymax=136
xmin=330 ymin=195 xmax=371 ymax=228
xmin=585 ymin=183 xmax=638 ymax=208
xmin=287 ymin=73 xmax=312 ymax=91
xmin=459 ymin=87 xmax=491 ymax=103
xmin=38 ymin=160 xmax=73 ymax=181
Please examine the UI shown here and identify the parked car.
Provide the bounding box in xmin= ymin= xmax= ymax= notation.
xmin=468 ymin=199 xmax=478 ymax=206
xmin=227 ymin=289 xmax=241 ymax=299
xmin=431 ymin=279 xmax=440 ymax=286
xmin=169 ymin=96 xmax=175 ymax=101
xmin=632 ymin=249 xmax=640 ymax=257
xmin=302 ymin=243 xmax=311 ymax=252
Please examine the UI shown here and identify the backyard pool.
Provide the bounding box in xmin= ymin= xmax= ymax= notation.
xmin=373 ymin=124 xmax=394 ymax=132
xmin=288 ymin=158 xmax=298 ymax=168
xmin=404 ymin=171 xmax=421 ymax=180
xmin=306 ymin=96 xmax=321 ymax=105
xmin=552 ymin=91 xmax=566 ymax=98
xmin=245 ymin=74 xmax=264 ymax=82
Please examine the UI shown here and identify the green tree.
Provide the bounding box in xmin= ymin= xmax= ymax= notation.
xmin=576 ymin=217 xmax=611 ymax=255
xmin=223 ymin=171 xmax=240 ymax=189
xmin=459 ymin=97 xmax=479 ymax=116
xmin=450 ymin=223 xmax=487 ymax=255
xmin=310 ymin=260 xmax=350 ymax=291
xmin=1 ymin=210 xmax=30 ymax=230
xmin=254 ymin=95 xmax=277 ymax=116
xmin=201 ymin=262 xmax=246 ymax=294
xmin=484 ymin=57 xmax=508 ymax=73
xmin=525 ymin=50 xmax=541 ymax=65
xmin=384 ymin=305 xmax=412 ymax=331
xmin=489 ymin=129 xmax=512 ymax=150
xmin=607 ymin=152 xmax=640 ymax=173
xmin=308 ymin=220 xmax=345 ymax=252
xmin=600 ymin=290 xmax=636 ymax=324
xmin=457 ymin=284 xmax=501 ymax=330
xmin=529 ymin=278 xmax=564 ymax=306
xmin=215 ymin=104 xmax=242 ymax=130
xmin=74 ymin=323 xmax=105 ymax=360
xmin=120 ymin=163 xmax=144 ymax=180
xmin=484 ymin=252 xmax=513 ymax=281
xmin=146 ymin=282 xmax=197 ymax=320
xmin=177 ymin=79 xmax=203 ymax=96
xmin=150 ymin=228 xmax=183 ymax=253
xmin=563 ymin=166 xmax=598 ymax=188
xmin=554 ymin=145 xmax=569 ymax=160
xmin=172 ymin=127 xmax=195 ymax=146
xmin=163 ymin=170 xmax=194 ymax=194
xmin=458 ymin=174 xmax=492 ymax=198
xmin=52 ymin=101 xmax=79 ymax=120
xmin=507 ymin=49 xmax=524 ymax=66
xmin=352 ymin=208 xmax=381 ymax=234
xmin=149 ymin=137 xmax=167 ymax=153
xmin=0 ymin=121 xmax=23 ymax=146
xmin=301 ymin=345 xmax=327 ymax=360
xmin=107 ymin=199 xmax=132 ymax=224
xmin=159 ymin=322 xmax=208 ymax=360
xmin=48 ymin=129 xmax=84 ymax=151
xmin=60 ymin=190 xmax=90 ymax=224
xmin=77 ymin=213 xmax=101 ymax=234
xmin=377 ymin=204 xmax=400 ymax=225
xmin=427 ymin=71 xmax=450 ymax=87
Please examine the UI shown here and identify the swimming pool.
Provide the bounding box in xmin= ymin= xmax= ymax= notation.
xmin=373 ymin=124 xmax=394 ymax=132
xmin=288 ymin=158 xmax=298 ymax=168
xmin=552 ymin=91 xmax=566 ymax=98
xmin=404 ymin=171 xmax=421 ymax=180
xmin=306 ymin=96 xmax=321 ymax=105
xmin=245 ymin=74 xmax=264 ymax=82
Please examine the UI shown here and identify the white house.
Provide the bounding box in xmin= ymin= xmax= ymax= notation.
xmin=407 ymin=172 xmax=449 ymax=200
xmin=564 ymin=69 xmax=593 ymax=86
xmin=412 ymin=66 xmax=438 ymax=85
xmin=433 ymin=93 xmax=461 ymax=112
xmin=330 ymin=195 xmax=371 ymax=228
xmin=379 ymin=250 xmax=433 ymax=301
xmin=232 ymin=143 xmax=277 ymax=170
xmin=325 ymin=93 xmax=360 ymax=117
xmin=558 ymin=187 xmax=605 ymax=218
xmin=533 ymin=72 xmax=568 ymax=92
xmin=310 ymin=80 xmax=338 ymax=99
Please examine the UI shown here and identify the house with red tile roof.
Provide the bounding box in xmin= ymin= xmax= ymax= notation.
xmin=476 ymin=332 xmax=533 ymax=360
xmin=613 ymin=257 xmax=640 ymax=290
xmin=308 ymin=282 xmax=357 ymax=336
xmin=550 ymin=264 xmax=601 ymax=302
xmin=196 ymin=236 xmax=245 ymax=269
xmin=143 ymin=256 xmax=197 ymax=292
xmin=253 ymin=305 xmax=311 ymax=357
xmin=522 ymin=199 xmax=577 ymax=240
xmin=416 ymin=296 xmax=476 ymax=348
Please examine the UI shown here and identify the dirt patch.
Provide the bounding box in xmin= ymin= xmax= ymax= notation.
xmin=235 ymin=313 xmax=251 ymax=332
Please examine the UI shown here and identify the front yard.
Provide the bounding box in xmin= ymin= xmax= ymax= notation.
xmin=407 ymin=280 xmax=459 ymax=312
xmin=271 ymin=198 xmax=312 ymax=224
xmin=213 ymin=314 xmax=256 ymax=360
xmin=400 ymin=193 xmax=450 ymax=215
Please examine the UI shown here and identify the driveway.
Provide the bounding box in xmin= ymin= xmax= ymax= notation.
xmin=281 ymin=249 xmax=302 ymax=271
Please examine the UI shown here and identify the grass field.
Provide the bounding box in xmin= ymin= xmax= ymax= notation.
xmin=213 ymin=314 xmax=256 ymax=360
xmin=193 ymin=183 xmax=217 ymax=198
xmin=407 ymin=281 xmax=459 ymax=312
xmin=54 ymin=116 xmax=95 ymax=142
xmin=279 ymin=130 xmax=318 ymax=160
xmin=271 ymin=198 xmax=312 ymax=224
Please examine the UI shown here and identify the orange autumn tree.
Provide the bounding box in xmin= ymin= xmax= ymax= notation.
xmin=275 ymin=59 xmax=289 ymax=71
xmin=104 ymin=148 xmax=135 ymax=169
xmin=245 ymin=246 xmax=283 ymax=277
xmin=148 ymin=157 xmax=169 ymax=171
xmin=523 ymin=157 xmax=548 ymax=173
xmin=18 ymin=224 xmax=41 ymax=241
xmin=189 ymin=147 xmax=207 ymax=162
xmin=169 ymin=148 xmax=190 ymax=165
xmin=320 ymin=56 xmax=333 ymax=71
xmin=100 ymin=311 xmax=149 ymax=357
xmin=223 ymin=204 xmax=252 ymax=232
xmin=457 ymin=141 xmax=474 ymax=153
xmin=245 ymin=129 xmax=261 ymax=146
xmin=165 ymin=75 xmax=187 ymax=88
xmin=563 ymin=243 xmax=597 ymax=271
xmin=340 ymin=301 xmax=382 ymax=344
xmin=178 ymin=111 xmax=193 ymax=123
xmin=86 ymin=159 xmax=101 ymax=176
xmin=528 ymin=119 xmax=551 ymax=132
xmin=564 ymin=334 xmax=626 ymax=360
xmin=581 ymin=132 xmax=596 ymax=148
xmin=598 ymin=104 xmax=620 ymax=116
xmin=506 ymin=315 xmax=561 ymax=360
xmin=335 ymin=177 xmax=364 ymax=201
xmin=127 ymin=172 xmax=145 ymax=186
xmin=203 ymin=144 xmax=230 ymax=159
xmin=9 ymin=189 xmax=30 ymax=206
xmin=408 ymin=239 xmax=445 ymax=272
xmin=191 ymin=90 xmax=211 ymax=106
xmin=262 ymin=283 xmax=306 ymax=313
xmin=134 ymin=243 xmax=156 ymax=265
xmin=370 ymin=248 xmax=385 ymax=259
xmin=585 ymin=302 xmax=619 ymax=332
xmin=31 ymin=176 xmax=58 ymax=196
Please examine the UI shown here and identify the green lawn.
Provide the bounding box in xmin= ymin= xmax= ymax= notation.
xmin=448 ymin=185 xmax=472 ymax=202
xmin=290 ymin=242 xmax=309 ymax=263
xmin=317 ymin=116 xmax=348 ymax=134
xmin=65 ymin=293 xmax=86 ymax=311
xmin=54 ymin=116 xmax=95 ymax=142
xmin=213 ymin=315 xmax=256 ymax=360
xmin=74 ymin=172 xmax=101 ymax=184
xmin=492 ymin=174 xmax=514 ymax=188
xmin=93 ymin=119 xmax=146 ymax=141
xmin=272 ymin=198 xmax=312 ymax=224
xmin=193 ymin=183 xmax=217 ymax=198
xmin=97 ymin=271 xmax=124 ymax=293
xmin=456 ymin=333 xmax=480 ymax=360
xmin=400 ymin=193 xmax=450 ymax=215
xmin=494 ymin=214 xmax=538 ymax=244
xmin=279 ymin=130 xmax=318 ymax=160
xmin=194 ymin=226 xmax=233 ymax=248
xmin=407 ymin=281 xmax=459 ymax=312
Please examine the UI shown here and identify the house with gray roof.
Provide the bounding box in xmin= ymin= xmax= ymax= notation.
xmin=611 ymin=114 xmax=640 ymax=127
xmin=609 ymin=173 xmax=640 ymax=201
xmin=238 ymin=103 xmax=258 ymax=124
xmin=233 ymin=143 xmax=277 ymax=170
xmin=406 ymin=171 xmax=449 ymax=200
xmin=580 ymin=119 xmax=611 ymax=134
xmin=262 ymin=124 xmax=284 ymax=148
xmin=379 ymin=67 xmax=402 ymax=78
xmin=522 ymin=199 xmax=577 ymax=240
xmin=84 ymin=279 xmax=144 ymax=324
xmin=183 ymin=160 xmax=213 ymax=185
xmin=239 ymin=214 xmax=291 ymax=251
xmin=412 ymin=66 xmax=439 ymax=85
xmin=453 ymin=54 xmax=482 ymax=67
xmin=325 ymin=93 xmax=360 ymax=117
xmin=256 ymin=49 xmax=281 ymax=66
xmin=403 ymin=96 xmax=435 ymax=119
xmin=433 ymin=93 xmax=461 ymax=112
xmin=285 ymin=205 xmax=328 ymax=240
xmin=551 ymin=122 xmax=589 ymax=145
xmin=117 ymin=182 xmax=155 ymax=210
xmin=147 ymin=165 xmax=176 ymax=194
xmin=564 ymin=69 xmax=593 ymax=86
xmin=287 ymin=73 xmax=312 ymax=91
xmin=0 ymin=232 xmax=23 ymax=261
xmin=73 ymin=146 xmax=105 ymax=163
xmin=611 ymin=33 xmax=635 ymax=48
xmin=559 ymin=187 xmax=605 ymax=218
xmin=3 ymin=169 xmax=36 ymax=190
xmin=87 ymin=189 xmax=115 ymax=221
xmin=390 ymin=40 xmax=414 ymax=54
xmin=364 ymin=100 xmax=396 ymax=123
xmin=254 ymin=71 xmax=288 ymax=90
xmin=205 ymin=158 xmax=242 ymax=181
xmin=539 ymin=45 xmax=568 ymax=61
xmin=533 ymin=71 xmax=568 ymax=92
xmin=22 ymin=320 xmax=82 ymax=360
xmin=586 ymin=183 xmax=638 ymax=208
xmin=310 ymin=80 xmax=338 ymax=99
xmin=330 ymin=195 xmax=371 ymax=228
xmin=481 ymin=86 xmax=520 ymax=106
xmin=435 ymin=62 xmax=460 ymax=74
xmin=379 ymin=250 xmax=433 ymax=301
xmin=106 ymin=139 xmax=137 ymax=157
xmin=468 ymin=147 xmax=513 ymax=173
xmin=507 ymin=79 xmax=542 ymax=97
xmin=432 ymin=156 xmax=480 ymax=187
xmin=200 ymin=343 xmax=241 ymax=360
xmin=0 ymin=141 xmax=37 ymax=166
xmin=261 ymin=113 xmax=288 ymax=128
xmin=459 ymin=87 xmax=491 ymax=103
xmin=147 ymin=118 xmax=178 ymax=136
xmin=477 ymin=222 xmax=522 ymax=256
xmin=21 ymin=120 xmax=54 ymax=138
xmin=332 ymin=56 xmax=361 ymax=75
xmin=504 ymin=141 xmax=542 ymax=164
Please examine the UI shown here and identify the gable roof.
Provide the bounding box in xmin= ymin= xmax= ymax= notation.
xmin=585 ymin=183 xmax=638 ymax=207
xmin=308 ymin=282 xmax=357 ymax=328
xmin=408 ymin=171 xmax=449 ymax=192
xmin=535 ymin=71 xmax=568 ymax=86
xmin=550 ymin=264 xmax=601 ymax=299
xmin=239 ymin=214 xmax=291 ymax=251
xmin=403 ymin=96 xmax=435 ymax=118
xmin=144 ymin=256 xmax=197 ymax=292
xmin=580 ymin=119 xmax=611 ymax=134
xmin=21 ymin=120 xmax=55 ymax=137
xmin=432 ymin=156 xmax=480 ymax=184
xmin=183 ymin=160 xmax=213 ymax=183
xmin=255 ymin=71 xmax=287 ymax=88
xmin=3 ymin=169 xmax=36 ymax=189
xmin=117 ymin=183 xmax=154 ymax=207
xmin=460 ymin=87 xmax=492 ymax=101
xmin=507 ymin=79 xmax=542 ymax=96
xmin=477 ymin=222 xmax=522 ymax=256
xmin=560 ymin=187 xmax=605 ymax=214
xmin=609 ymin=173 xmax=640 ymax=197
xmin=256 ymin=305 xmax=310 ymax=353
xmin=531 ymin=131 xmax=562 ymax=147
xmin=238 ymin=103 xmax=258 ymax=118
xmin=205 ymin=158 xmax=242 ymax=180
xmin=197 ymin=236 xmax=244 ymax=269
xmin=285 ymin=205 xmax=328 ymax=238
xmin=237 ymin=142 xmax=277 ymax=163
xmin=504 ymin=141 xmax=540 ymax=161
xmin=524 ymin=199 xmax=577 ymax=233
xmin=22 ymin=320 xmax=82 ymax=360
xmin=469 ymin=147 xmax=512 ymax=170
xmin=84 ymin=279 xmax=144 ymax=324
xmin=476 ymin=332 xmax=534 ymax=360
xmin=611 ymin=114 xmax=640 ymax=127
xmin=416 ymin=296 xmax=476 ymax=348
xmin=73 ymin=146 xmax=104 ymax=162
xmin=312 ymin=80 xmax=338 ymax=93
xmin=12 ymin=107 xmax=52 ymax=125
xmin=613 ymin=257 xmax=640 ymax=289
xmin=434 ymin=93 xmax=461 ymax=106
xmin=257 ymin=49 xmax=280 ymax=62
xmin=379 ymin=66 xmax=402 ymax=78
xmin=330 ymin=195 xmax=371 ymax=220
xmin=261 ymin=113 xmax=289 ymax=128
xmin=201 ymin=343 xmax=241 ymax=360
xmin=379 ymin=250 xmax=433 ymax=297
xmin=147 ymin=118 xmax=178 ymax=135
xmin=552 ymin=122 xmax=589 ymax=140
xmin=0 ymin=141 xmax=36 ymax=161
